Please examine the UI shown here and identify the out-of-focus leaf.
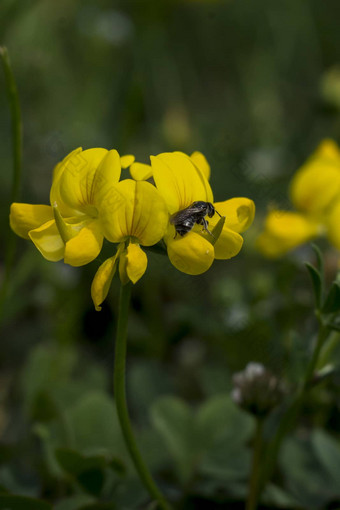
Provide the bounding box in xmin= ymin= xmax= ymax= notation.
xmin=305 ymin=263 xmax=323 ymax=309
xmin=55 ymin=448 xmax=107 ymax=475
xmin=196 ymin=394 xmax=254 ymax=450
xmin=66 ymin=392 xmax=126 ymax=459
xmin=150 ymin=396 xmax=195 ymax=483
xmin=311 ymin=244 xmax=324 ymax=274
xmin=55 ymin=448 xmax=107 ymax=496
xmin=312 ymin=429 xmax=340 ymax=488
xmin=280 ymin=436 xmax=340 ymax=509
xmin=322 ymin=282 xmax=340 ymax=314
xmin=54 ymin=494 xmax=95 ymax=510
xmin=78 ymin=504 xmax=116 ymax=510
xmin=285 ymin=330 xmax=309 ymax=386
xmin=0 ymin=495 xmax=52 ymax=510
xmin=151 ymin=394 xmax=254 ymax=484
xmin=262 ymin=483 xmax=300 ymax=507
xmin=108 ymin=457 xmax=126 ymax=476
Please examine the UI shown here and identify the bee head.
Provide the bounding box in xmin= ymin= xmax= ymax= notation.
xmin=192 ymin=201 xmax=208 ymax=210
xmin=206 ymin=203 xmax=216 ymax=217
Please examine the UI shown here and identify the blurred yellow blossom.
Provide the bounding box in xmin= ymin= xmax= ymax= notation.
xmin=257 ymin=139 xmax=340 ymax=257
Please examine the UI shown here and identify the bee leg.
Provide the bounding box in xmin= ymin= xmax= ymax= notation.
xmin=201 ymin=218 xmax=214 ymax=238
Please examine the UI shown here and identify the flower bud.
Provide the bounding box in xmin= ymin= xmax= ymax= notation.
xmin=231 ymin=362 xmax=285 ymax=418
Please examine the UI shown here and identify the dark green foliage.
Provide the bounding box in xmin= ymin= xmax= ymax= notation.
xmin=2 ymin=1 xmax=340 ymax=509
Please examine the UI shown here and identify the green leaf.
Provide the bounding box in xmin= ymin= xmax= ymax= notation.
xmin=54 ymin=494 xmax=95 ymax=510
xmin=280 ymin=436 xmax=339 ymax=508
xmin=305 ymin=262 xmax=323 ymax=309
xmin=151 ymin=394 xmax=254 ymax=484
xmin=326 ymin=321 xmax=340 ymax=332
xmin=55 ymin=448 xmax=107 ymax=476
xmin=78 ymin=504 xmax=115 ymax=510
xmin=210 ymin=215 xmax=226 ymax=246
xmin=150 ymin=396 xmax=195 ymax=482
xmin=312 ymin=429 xmax=340 ymax=487
xmin=196 ymin=394 xmax=254 ymax=450
xmin=66 ymin=392 xmax=126 ymax=458
xmin=311 ymin=243 xmax=324 ymax=273
xmin=322 ymin=281 xmax=340 ymax=314
xmin=0 ymin=495 xmax=52 ymax=510
xmin=55 ymin=448 xmax=110 ymax=496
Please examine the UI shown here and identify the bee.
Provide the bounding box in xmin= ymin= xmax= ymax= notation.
xmin=170 ymin=201 xmax=221 ymax=237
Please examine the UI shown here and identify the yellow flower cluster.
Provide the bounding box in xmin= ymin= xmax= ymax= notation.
xmin=10 ymin=148 xmax=255 ymax=309
xmin=257 ymin=140 xmax=340 ymax=257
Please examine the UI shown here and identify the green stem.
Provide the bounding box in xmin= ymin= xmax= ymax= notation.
xmin=0 ymin=46 xmax=22 ymax=319
xmin=114 ymin=282 xmax=171 ymax=510
xmin=246 ymin=418 xmax=264 ymax=510
xmin=258 ymin=322 xmax=330 ymax=498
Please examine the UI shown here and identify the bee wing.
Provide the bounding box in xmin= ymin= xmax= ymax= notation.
xmin=170 ymin=206 xmax=193 ymax=224
xmin=171 ymin=204 xmax=207 ymax=223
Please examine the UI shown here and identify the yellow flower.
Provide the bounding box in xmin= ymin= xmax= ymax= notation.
xmin=126 ymin=151 xmax=210 ymax=182
xmin=257 ymin=139 xmax=340 ymax=257
xmin=10 ymin=147 xmax=124 ymax=266
xmin=91 ymin=179 xmax=168 ymax=310
xmin=150 ymin=151 xmax=255 ymax=275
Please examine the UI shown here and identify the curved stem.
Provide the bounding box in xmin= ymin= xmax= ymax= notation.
xmin=114 ymin=282 xmax=171 ymax=510
xmin=246 ymin=418 xmax=264 ymax=510
xmin=258 ymin=322 xmax=330 ymax=498
xmin=0 ymin=46 xmax=22 ymax=320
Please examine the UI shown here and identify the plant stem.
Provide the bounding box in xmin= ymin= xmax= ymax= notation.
xmin=0 ymin=46 xmax=22 ymax=319
xmin=114 ymin=282 xmax=171 ymax=510
xmin=246 ymin=417 xmax=264 ymax=510
xmin=258 ymin=322 xmax=330 ymax=499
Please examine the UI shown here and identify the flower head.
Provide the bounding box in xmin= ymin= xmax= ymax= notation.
xmin=150 ymin=151 xmax=255 ymax=274
xmin=231 ymin=362 xmax=285 ymax=418
xmin=10 ymin=147 xmax=122 ymax=266
xmin=257 ymin=140 xmax=340 ymax=257
xmin=91 ymin=179 xmax=168 ymax=310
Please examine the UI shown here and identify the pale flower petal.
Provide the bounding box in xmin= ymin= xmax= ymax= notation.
xmin=64 ymin=221 xmax=104 ymax=267
xmin=29 ymin=220 xmax=65 ymax=262
xmin=10 ymin=203 xmax=54 ymax=239
xmin=91 ymin=253 xmax=120 ymax=311
xmin=167 ymin=231 xmax=214 ymax=275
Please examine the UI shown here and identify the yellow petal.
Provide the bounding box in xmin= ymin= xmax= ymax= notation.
xmin=151 ymin=152 xmax=213 ymax=214
xmin=29 ymin=220 xmax=65 ymax=262
xmin=50 ymin=148 xmax=85 ymax=217
xmin=326 ymin=201 xmax=340 ymax=249
xmin=129 ymin=162 xmax=153 ymax=181
xmin=213 ymin=198 xmax=255 ymax=233
xmin=52 ymin=147 xmax=82 ymax=182
xmin=167 ymin=231 xmax=214 ymax=275
xmin=312 ymin=139 xmax=340 ymax=161
xmin=10 ymin=203 xmax=54 ymax=239
xmin=100 ymin=180 xmax=169 ymax=246
xmin=120 ymin=154 xmax=135 ymax=168
xmin=125 ymin=243 xmax=148 ymax=284
xmin=290 ymin=140 xmax=340 ymax=214
xmin=64 ymin=221 xmax=104 ymax=267
xmin=92 ymin=149 xmax=121 ymax=205
xmin=58 ymin=148 xmax=108 ymax=214
xmin=119 ymin=244 xmax=147 ymax=285
xmin=257 ymin=210 xmax=321 ymax=257
xmin=190 ymin=151 xmax=211 ymax=180
xmin=91 ymin=252 xmax=120 ymax=311
xmin=213 ymin=227 xmax=244 ymax=260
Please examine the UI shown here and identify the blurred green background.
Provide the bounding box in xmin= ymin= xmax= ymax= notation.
xmin=1 ymin=1 xmax=340 ymax=509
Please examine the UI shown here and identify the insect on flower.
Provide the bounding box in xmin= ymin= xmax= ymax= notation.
xmin=170 ymin=201 xmax=221 ymax=237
